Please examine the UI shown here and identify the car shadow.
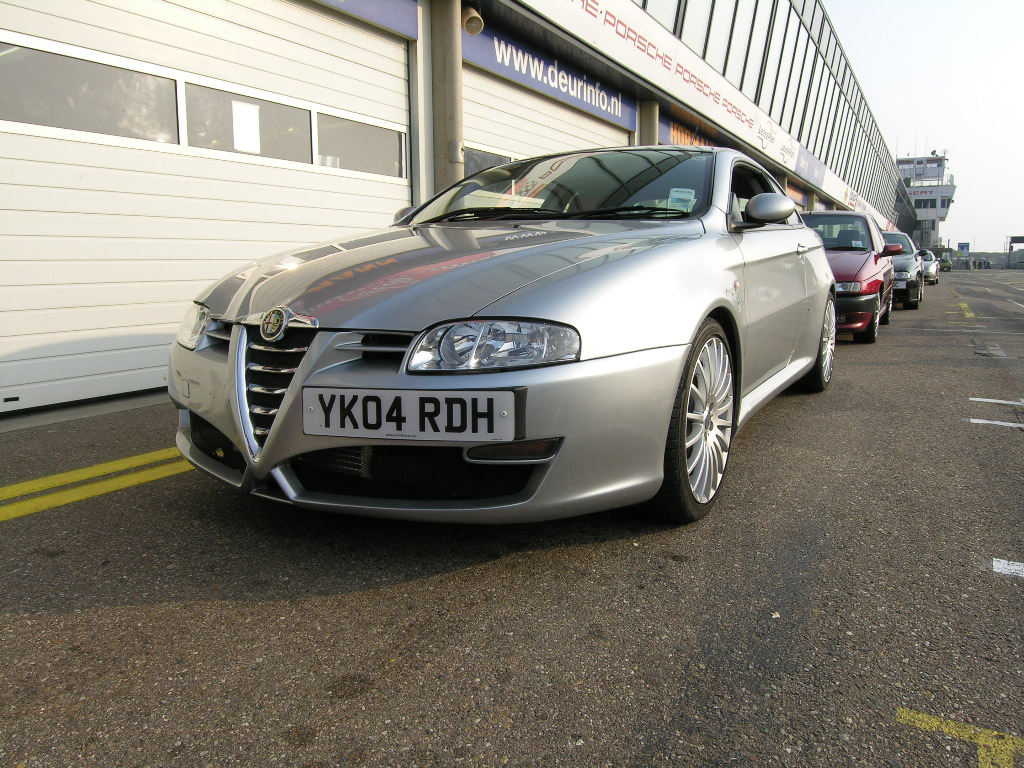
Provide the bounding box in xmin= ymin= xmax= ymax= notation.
xmin=0 ymin=469 xmax=678 ymax=616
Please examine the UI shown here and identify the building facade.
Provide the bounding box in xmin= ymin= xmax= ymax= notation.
xmin=0 ymin=0 xmax=912 ymax=412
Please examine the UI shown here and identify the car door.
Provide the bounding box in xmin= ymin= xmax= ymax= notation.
xmin=869 ymin=219 xmax=894 ymax=306
xmin=729 ymin=162 xmax=809 ymax=390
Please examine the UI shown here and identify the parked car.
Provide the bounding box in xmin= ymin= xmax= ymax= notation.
xmin=939 ymin=256 xmax=953 ymax=272
xmin=802 ymin=210 xmax=896 ymax=343
xmin=882 ymin=230 xmax=925 ymax=307
xmin=169 ymin=146 xmax=836 ymax=524
xmin=919 ymin=250 xmax=940 ymax=284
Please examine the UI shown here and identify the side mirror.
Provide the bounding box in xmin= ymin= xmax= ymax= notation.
xmin=734 ymin=193 xmax=796 ymax=230
xmin=881 ymin=243 xmax=902 ymax=256
xmin=394 ymin=206 xmax=415 ymax=224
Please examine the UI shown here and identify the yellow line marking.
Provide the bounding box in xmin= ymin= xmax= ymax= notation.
xmin=897 ymin=708 xmax=1024 ymax=767
xmin=0 ymin=447 xmax=182 ymax=501
xmin=0 ymin=461 xmax=193 ymax=522
xmin=959 ymin=302 xmax=976 ymax=319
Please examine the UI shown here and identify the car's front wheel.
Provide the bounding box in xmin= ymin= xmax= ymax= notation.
xmin=654 ymin=319 xmax=734 ymax=523
xmin=907 ymin=278 xmax=922 ymax=309
xmin=880 ymin=288 xmax=893 ymax=325
xmin=854 ymin=294 xmax=880 ymax=343
xmin=800 ymin=294 xmax=836 ymax=392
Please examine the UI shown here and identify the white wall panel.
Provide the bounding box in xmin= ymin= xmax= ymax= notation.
xmin=463 ymin=67 xmax=630 ymax=159
xmin=0 ymin=0 xmax=410 ymax=412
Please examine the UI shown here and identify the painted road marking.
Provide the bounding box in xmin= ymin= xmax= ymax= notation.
xmin=1010 ymin=300 xmax=1024 ymax=309
xmin=969 ymin=419 xmax=1024 ymax=430
xmin=993 ymin=559 xmax=1024 ymax=578
xmin=959 ymin=302 xmax=976 ymax=318
xmin=897 ymin=708 xmax=1024 ymax=767
xmin=0 ymin=451 xmax=193 ymax=523
xmin=971 ymin=398 xmax=1024 ymax=406
xmin=0 ymin=447 xmax=182 ymax=501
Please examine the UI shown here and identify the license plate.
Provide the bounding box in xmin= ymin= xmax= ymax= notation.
xmin=895 ymin=280 xmax=907 ymax=289
xmin=302 ymin=388 xmax=515 ymax=441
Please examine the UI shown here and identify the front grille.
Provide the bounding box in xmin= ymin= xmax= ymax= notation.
xmin=290 ymin=446 xmax=534 ymax=500
xmin=190 ymin=413 xmax=247 ymax=471
xmin=243 ymin=324 xmax=318 ymax=448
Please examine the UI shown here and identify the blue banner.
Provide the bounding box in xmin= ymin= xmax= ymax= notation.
xmin=795 ymin=146 xmax=826 ymax=187
xmin=462 ymin=27 xmax=637 ymax=131
xmin=314 ymin=0 xmax=419 ymax=40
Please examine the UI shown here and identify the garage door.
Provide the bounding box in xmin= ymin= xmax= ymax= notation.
xmin=0 ymin=0 xmax=411 ymax=412
xmin=462 ymin=66 xmax=631 ymax=169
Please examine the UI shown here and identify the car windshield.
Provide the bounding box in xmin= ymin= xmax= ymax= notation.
xmin=411 ymin=149 xmax=714 ymax=224
xmin=803 ymin=214 xmax=872 ymax=250
xmin=921 ymin=252 xmax=934 ymax=261
xmin=883 ymin=232 xmax=915 ymax=253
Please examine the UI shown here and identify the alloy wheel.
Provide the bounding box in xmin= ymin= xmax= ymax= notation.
xmin=684 ymin=337 xmax=734 ymax=504
xmin=822 ymin=297 xmax=837 ymax=382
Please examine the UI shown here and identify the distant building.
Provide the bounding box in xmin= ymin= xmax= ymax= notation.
xmin=897 ymin=153 xmax=956 ymax=249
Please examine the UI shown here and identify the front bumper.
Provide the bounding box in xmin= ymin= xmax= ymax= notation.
xmin=169 ymin=326 xmax=688 ymax=523
xmin=892 ymin=277 xmax=920 ymax=300
xmin=835 ymin=292 xmax=877 ymax=332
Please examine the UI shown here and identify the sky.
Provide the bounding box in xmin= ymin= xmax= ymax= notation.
xmin=825 ymin=0 xmax=1023 ymax=252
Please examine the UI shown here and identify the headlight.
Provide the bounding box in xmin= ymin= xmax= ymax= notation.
xmin=895 ymin=271 xmax=911 ymax=279
xmin=176 ymin=303 xmax=210 ymax=350
xmin=836 ymin=281 xmax=862 ymax=293
xmin=409 ymin=320 xmax=581 ymax=372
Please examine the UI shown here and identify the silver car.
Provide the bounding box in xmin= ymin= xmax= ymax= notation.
xmin=169 ymin=147 xmax=836 ymax=524
xmin=919 ymin=249 xmax=940 ymax=284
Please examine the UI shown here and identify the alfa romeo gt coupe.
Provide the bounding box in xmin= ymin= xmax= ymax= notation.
xmin=169 ymin=147 xmax=836 ymax=524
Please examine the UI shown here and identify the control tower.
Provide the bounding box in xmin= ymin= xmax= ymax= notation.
xmin=897 ymin=152 xmax=957 ymax=249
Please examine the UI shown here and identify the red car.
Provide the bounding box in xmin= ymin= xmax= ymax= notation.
xmin=801 ymin=211 xmax=897 ymax=343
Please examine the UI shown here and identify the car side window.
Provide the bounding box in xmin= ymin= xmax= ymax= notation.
xmin=730 ymin=164 xmax=796 ymax=227
xmin=869 ymin=220 xmax=884 ymax=253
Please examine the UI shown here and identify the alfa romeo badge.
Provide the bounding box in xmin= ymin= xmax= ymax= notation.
xmin=260 ymin=307 xmax=287 ymax=342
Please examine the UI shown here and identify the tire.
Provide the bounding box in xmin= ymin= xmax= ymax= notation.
xmin=880 ymin=288 xmax=893 ymax=325
xmin=800 ymin=294 xmax=836 ymax=393
xmin=653 ymin=319 xmax=735 ymax=524
xmin=906 ymin=279 xmax=921 ymax=309
xmin=854 ymin=294 xmax=880 ymax=343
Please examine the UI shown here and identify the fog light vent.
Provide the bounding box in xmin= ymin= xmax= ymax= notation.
xmin=466 ymin=438 xmax=560 ymax=462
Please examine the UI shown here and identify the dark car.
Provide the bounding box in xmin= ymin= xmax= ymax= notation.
xmin=802 ymin=210 xmax=896 ymax=343
xmin=882 ymin=231 xmax=925 ymax=307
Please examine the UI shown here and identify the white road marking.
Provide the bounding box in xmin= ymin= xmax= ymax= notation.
xmin=970 ymin=397 xmax=1024 ymax=405
xmin=969 ymin=418 xmax=1024 ymax=429
xmin=1009 ymin=299 xmax=1024 ymax=309
xmin=993 ymin=559 xmax=1024 ymax=578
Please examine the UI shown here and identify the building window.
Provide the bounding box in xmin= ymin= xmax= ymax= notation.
xmin=681 ymin=0 xmax=713 ymax=55
xmin=318 ymin=114 xmax=404 ymax=177
xmin=704 ymin=0 xmax=737 ymax=73
xmin=185 ymin=84 xmax=312 ymax=163
xmin=0 ymin=43 xmax=177 ymax=143
xmin=942 ymin=197 xmax=951 ymax=208
xmin=644 ymin=0 xmax=681 ymax=30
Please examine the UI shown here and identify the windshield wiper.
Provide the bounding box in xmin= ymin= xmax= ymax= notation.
xmin=418 ymin=207 xmax=566 ymax=224
xmin=575 ymin=205 xmax=691 ymax=219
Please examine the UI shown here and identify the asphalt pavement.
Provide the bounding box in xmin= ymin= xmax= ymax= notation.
xmin=1 ymin=271 xmax=1021 ymax=767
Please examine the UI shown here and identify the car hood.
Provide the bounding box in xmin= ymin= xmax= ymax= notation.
xmin=199 ymin=220 xmax=705 ymax=330
xmin=823 ymin=248 xmax=876 ymax=280
xmin=893 ymin=255 xmax=919 ymax=271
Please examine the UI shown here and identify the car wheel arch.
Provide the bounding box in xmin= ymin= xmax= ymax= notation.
xmin=705 ymin=306 xmax=742 ymax=409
